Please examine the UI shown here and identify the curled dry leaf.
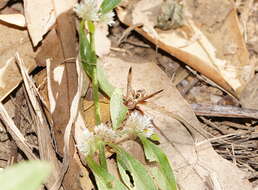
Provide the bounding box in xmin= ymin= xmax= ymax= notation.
xmin=117 ymin=0 xmax=254 ymax=97
xmin=98 ymin=52 xmax=252 ymax=189
xmin=0 ymin=14 xmax=26 ymax=27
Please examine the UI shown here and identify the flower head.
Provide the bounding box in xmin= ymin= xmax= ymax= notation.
xmin=125 ymin=111 xmax=155 ymax=137
xmin=74 ymin=0 xmax=99 ymax=21
xmin=94 ymin=123 xmax=118 ymax=142
xmin=74 ymin=0 xmax=115 ymax=25
xmin=99 ymin=11 xmax=115 ymax=26
xmin=76 ymin=128 xmax=95 ymax=156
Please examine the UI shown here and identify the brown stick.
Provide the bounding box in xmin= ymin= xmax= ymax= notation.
xmin=191 ymin=104 xmax=258 ymax=119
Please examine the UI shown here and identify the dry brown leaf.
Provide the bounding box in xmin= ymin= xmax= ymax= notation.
xmin=240 ymin=74 xmax=258 ymax=109
xmin=81 ymin=97 xmax=110 ymax=129
xmin=0 ymin=23 xmax=36 ymax=101
xmin=41 ymin=11 xmax=78 ymax=156
xmin=0 ymin=0 xmax=8 ymax=9
xmin=23 ymin=0 xmax=76 ymax=46
xmin=47 ymin=57 xmax=83 ymax=190
xmin=37 ymin=10 xmax=83 ymax=190
xmin=0 ymin=102 xmax=36 ymax=160
xmin=99 ymin=52 xmax=252 ymax=189
xmin=117 ymin=0 xmax=253 ymax=97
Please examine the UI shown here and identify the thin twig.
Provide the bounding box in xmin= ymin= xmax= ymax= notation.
xmin=192 ymin=104 xmax=258 ymax=119
xmin=123 ymin=40 xmax=151 ymax=48
xmin=117 ymin=23 xmax=143 ymax=46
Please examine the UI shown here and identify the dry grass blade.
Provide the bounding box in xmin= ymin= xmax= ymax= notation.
xmin=15 ymin=53 xmax=61 ymax=189
xmin=15 ymin=54 xmax=47 ymax=126
xmin=0 ymin=102 xmax=36 ymax=160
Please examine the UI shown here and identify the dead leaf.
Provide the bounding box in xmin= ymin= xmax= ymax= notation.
xmin=0 ymin=14 xmax=26 ymax=27
xmin=81 ymin=97 xmax=111 ymax=129
xmin=0 ymin=0 xmax=8 ymax=9
xmin=23 ymin=0 xmax=76 ymax=46
xmin=0 ymin=22 xmax=36 ymax=101
xmin=117 ymin=0 xmax=254 ymax=97
xmin=240 ymin=74 xmax=258 ymax=109
xmin=95 ymin=23 xmax=111 ymax=57
xmin=37 ymin=10 xmax=82 ymax=190
xmin=0 ymin=102 xmax=36 ymax=160
xmin=99 ymin=52 xmax=252 ymax=189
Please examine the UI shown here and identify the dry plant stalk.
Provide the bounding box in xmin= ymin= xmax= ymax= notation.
xmin=0 ymin=103 xmax=36 ymax=160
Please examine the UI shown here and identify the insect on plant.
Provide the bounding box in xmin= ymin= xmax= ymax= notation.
xmin=123 ymin=67 xmax=163 ymax=114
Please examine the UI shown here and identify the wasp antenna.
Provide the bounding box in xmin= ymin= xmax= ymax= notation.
xmin=126 ymin=67 xmax=133 ymax=98
xmin=138 ymin=89 xmax=164 ymax=103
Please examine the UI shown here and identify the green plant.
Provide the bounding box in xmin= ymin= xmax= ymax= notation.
xmin=74 ymin=0 xmax=177 ymax=189
xmin=0 ymin=160 xmax=51 ymax=190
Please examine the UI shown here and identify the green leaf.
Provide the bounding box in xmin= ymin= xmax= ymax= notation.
xmin=97 ymin=63 xmax=115 ymax=97
xmin=150 ymin=167 xmax=168 ymax=190
xmin=0 ymin=161 xmax=51 ymax=190
xmin=86 ymin=156 xmax=128 ymax=190
xmin=98 ymin=141 xmax=108 ymax=171
xmin=117 ymin=162 xmax=132 ymax=189
xmin=139 ymin=135 xmax=177 ymax=190
xmin=149 ymin=133 xmax=160 ymax=142
xmin=113 ymin=145 xmax=158 ymax=190
xmin=100 ymin=0 xmax=122 ymax=14
xmin=110 ymin=88 xmax=128 ymax=129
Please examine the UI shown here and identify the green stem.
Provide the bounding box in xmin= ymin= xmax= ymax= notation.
xmin=92 ymin=66 xmax=101 ymax=124
xmin=83 ymin=20 xmax=100 ymax=124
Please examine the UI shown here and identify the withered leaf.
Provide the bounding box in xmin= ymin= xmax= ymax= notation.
xmin=36 ymin=10 xmax=82 ymax=190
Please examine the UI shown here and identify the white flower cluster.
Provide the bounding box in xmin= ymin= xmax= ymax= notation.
xmin=76 ymin=128 xmax=95 ymax=156
xmin=94 ymin=123 xmax=118 ymax=142
xmin=74 ymin=0 xmax=115 ymax=25
xmin=77 ymin=113 xmax=155 ymax=156
xmin=77 ymin=123 xmax=117 ymax=156
xmin=125 ymin=111 xmax=154 ymax=138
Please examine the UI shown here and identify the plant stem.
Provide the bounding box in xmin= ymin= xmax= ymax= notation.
xmin=87 ymin=20 xmax=101 ymax=124
xmin=92 ymin=66 xmax=101 ymax=124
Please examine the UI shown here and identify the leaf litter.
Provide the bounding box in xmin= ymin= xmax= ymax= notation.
xmin=0 ymin=0 xmax=257 ymax=190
